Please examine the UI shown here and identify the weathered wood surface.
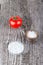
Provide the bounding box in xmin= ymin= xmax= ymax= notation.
xmin=0 ymin=0 xmax=43 ymax=65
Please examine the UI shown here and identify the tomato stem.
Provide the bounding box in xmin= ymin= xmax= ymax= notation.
xmin=13 ymin=17 xmax=18 ymax=20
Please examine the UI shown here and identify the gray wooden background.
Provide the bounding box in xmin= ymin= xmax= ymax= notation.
xmin=0 ymin=0 xmax=43 ymax=65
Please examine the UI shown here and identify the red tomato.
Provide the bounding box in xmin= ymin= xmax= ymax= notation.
xmin=9 ymin=16 xmax=22 ymax=28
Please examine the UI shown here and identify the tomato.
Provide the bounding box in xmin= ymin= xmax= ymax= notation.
xmin=9 ymin=16 xmax=22 ymax=28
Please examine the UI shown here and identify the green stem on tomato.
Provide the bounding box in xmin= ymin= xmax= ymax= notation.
xmin=13 ymin=17 xmax=18 ymax=20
